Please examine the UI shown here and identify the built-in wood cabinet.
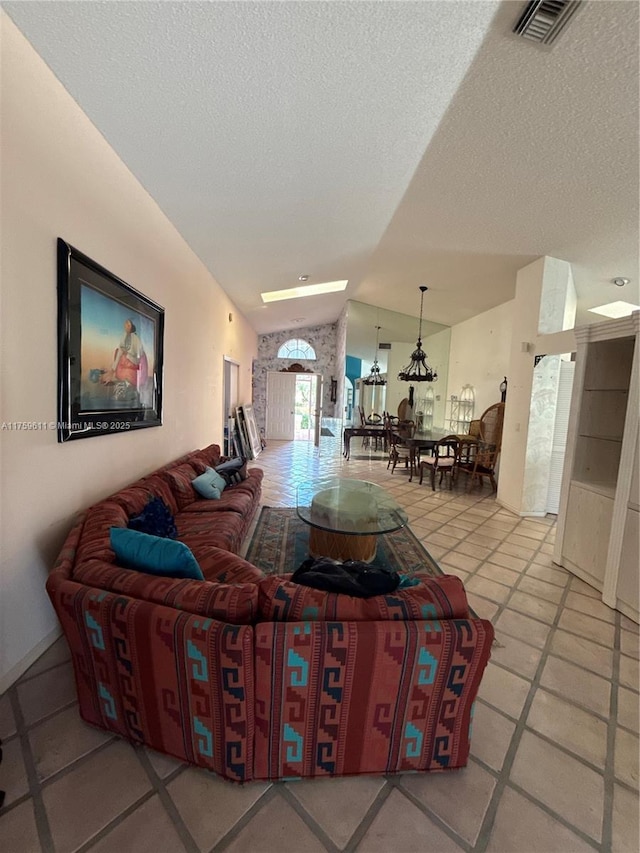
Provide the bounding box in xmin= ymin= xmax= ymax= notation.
xmin=554 ymin=313 xmax=639 ymax=623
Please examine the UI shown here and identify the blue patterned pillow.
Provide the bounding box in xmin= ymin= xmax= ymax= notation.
xmin=128 ymin=497 xmax=177 ymax=539
xmin=110 ymin=528 xmax=204 ymax=580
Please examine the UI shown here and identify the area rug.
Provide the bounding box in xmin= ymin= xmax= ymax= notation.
xmin=245 ymin=506 xmax=443 ymax=577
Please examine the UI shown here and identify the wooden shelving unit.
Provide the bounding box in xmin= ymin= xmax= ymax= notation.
xmin=446 ymin=386 xmax=475 ymax=434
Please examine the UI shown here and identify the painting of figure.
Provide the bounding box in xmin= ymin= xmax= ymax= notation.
xmin=57 ymin=238 xmax=164 ymax=442
xmin=80 ymin=284 xmax=156 ymax=410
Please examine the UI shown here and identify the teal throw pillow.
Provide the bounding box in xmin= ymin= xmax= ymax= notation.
xmin=192 ymin=467 xmax=227 ymax=499
xmin=110 ymin=528 xmax=204 ymax=580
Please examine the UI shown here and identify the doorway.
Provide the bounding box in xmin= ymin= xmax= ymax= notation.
xmin=294 ymin=374 xmax=317 ymax=440
xmin=223 ymin=357 xmax=240 ymax=456
xmin=266 ymin=371 xmax=322 ymax=444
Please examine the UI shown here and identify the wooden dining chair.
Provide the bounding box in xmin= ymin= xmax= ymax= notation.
xmin=387 ymin=430 xmax=411 ymax=473
xmin=457 ymin=402 xmax=505 ymax=491
xmin=366 ymin=412 xmax=384 ymax=449
xmin=419 ymin=436 xmax=460 ymax=490
xmin=387 ymin=420 xmax=417 ymax=473
xmin=396 ymin=420 xmax=416 ymax=439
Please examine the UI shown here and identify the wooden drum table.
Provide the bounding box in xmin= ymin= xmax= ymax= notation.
xmin=297 ymin=479 xmax=408 ymax=563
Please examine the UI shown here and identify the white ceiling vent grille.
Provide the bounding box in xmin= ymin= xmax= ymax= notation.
xmin=513 ymin=0 xmax=582 ymax=45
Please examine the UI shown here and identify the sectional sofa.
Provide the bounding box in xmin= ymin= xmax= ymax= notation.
xmin=47 ymin=443 xmax=494 ymax=783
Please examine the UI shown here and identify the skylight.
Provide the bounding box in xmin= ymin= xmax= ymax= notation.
xmin=588 ymin=301 xmax=640 ymax=319
xmin=261 ymin=280 xmax=348 ymax=303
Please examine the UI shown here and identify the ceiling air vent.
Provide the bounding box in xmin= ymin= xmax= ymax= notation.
xmin=378 ymin=343 xmax=391 ymax=350
xmin=513 ymin=0 xmax=582 ymax=45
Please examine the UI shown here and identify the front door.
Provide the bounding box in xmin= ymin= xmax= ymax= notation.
xmin=266 ymin=372 xmax=296 ymax=439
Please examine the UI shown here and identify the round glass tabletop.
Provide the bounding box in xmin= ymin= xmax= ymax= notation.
xmin=296 ymin=478 xmax=408 ymax=536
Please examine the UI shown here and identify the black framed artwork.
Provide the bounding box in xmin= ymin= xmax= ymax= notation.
xmin=57 ymin=238 xmax=164 ymax=443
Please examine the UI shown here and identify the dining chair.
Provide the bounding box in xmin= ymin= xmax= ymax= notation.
xmin=396 ymin=419 xmax=416 ymax=439
xmin=456 ymin=402 xmax=505 ymax=491
xmin=387 ymin=431 xmax=411 ymax=473
xmin=419 ymin=436 xmax=460 ymax=490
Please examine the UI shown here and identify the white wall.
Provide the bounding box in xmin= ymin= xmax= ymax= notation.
xmin=422 ymin=328 xmax=451 ymax=427
xmin=497 ymin=260 xmax=546 ymax=513
xmin=499 ymin=257 xmax=576 ymax=515
xmin=0 ymin=17 xmax=258 ymax=688
xmin=447 ymin=300 xmax=514 ymax=418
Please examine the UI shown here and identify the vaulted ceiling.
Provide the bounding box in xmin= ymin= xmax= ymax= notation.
xmin=4 ymin=0 xmax=638 ymax=333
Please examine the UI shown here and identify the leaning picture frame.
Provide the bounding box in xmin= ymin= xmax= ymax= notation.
xmin=57 ymin=238 xmax=165 ymax=443
xmin=239 ymin=404 xmax=262 ymax=459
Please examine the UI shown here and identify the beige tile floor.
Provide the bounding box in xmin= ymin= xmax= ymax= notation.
xmin=1 ymin=426 xmax=639 ymax=852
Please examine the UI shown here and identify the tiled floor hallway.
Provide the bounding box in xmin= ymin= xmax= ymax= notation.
xmin=1 ymin=428 xmax=638 ymax=852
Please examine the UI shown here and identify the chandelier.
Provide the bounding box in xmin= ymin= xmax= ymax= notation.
xmin=363 ymin=325 xmax=386 ymax=386
xmin=398 ymin=286 xmax=438 ymax=382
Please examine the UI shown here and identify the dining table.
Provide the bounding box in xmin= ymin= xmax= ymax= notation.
xmin=342 ymin=424 xmax=386 ymax=459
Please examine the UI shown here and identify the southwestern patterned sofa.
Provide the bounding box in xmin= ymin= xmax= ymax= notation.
xmin=47 ymin=443 xmax=494 ymax=783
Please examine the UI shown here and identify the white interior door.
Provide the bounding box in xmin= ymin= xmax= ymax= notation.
xmin=266 ymin=372 xmax=296 ymax=439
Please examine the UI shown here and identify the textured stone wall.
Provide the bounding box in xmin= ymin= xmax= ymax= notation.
xmin=252 ymin=322 xmax=339 ymax=433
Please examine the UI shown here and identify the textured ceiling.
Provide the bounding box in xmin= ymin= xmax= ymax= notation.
xmin=3 ymin=0 xmax=638 ymax=333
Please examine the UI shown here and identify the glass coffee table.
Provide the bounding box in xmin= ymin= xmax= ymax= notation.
xmin=296 ymin=478 xmax=408 ymax=563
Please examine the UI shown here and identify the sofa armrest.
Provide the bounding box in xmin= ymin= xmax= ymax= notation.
xmin=50 ymin=511 xmax=87 ymax=581
xmin=253 ymin=617 xmax=493 ymax=780
xmin=46 ymin=574 xmax=255 ymax=782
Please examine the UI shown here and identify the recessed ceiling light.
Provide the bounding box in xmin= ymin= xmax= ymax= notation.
xmin=588 ymin=301 xmax=640 ymax=319
xmin=298 ymin=275 xmax=309 ymax=281
xmin=612 ymin=277 xmax=630 ymax=287
xmin=261 ymin=280 xmax=348 ymax=303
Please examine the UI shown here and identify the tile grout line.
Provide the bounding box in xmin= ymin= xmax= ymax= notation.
xmin=277 ymin=784 xmax=340 ymax=852
xmin=12 ymin=656 xmax=73 ymax=688
xmin=422 ymin=508 xmax=550 ymax=598
xmin=390 ymin=775 xmax=474 ymax=853
xmin=601 ymin=611 xmax=622 ymax=852
xmin=13 ymin=698 xmax=80 ymax=735
xmin=472 ymin=577 xmax=603 ymax=852
xmin=210 ymin=784 xmax=279 ymax=851
xmin=133 ymin=747 xmax=200 ymax=853
xmin=32 ymin=736 xmax=118 ymax=792
xmin=74 ymin=789 xmax=158 ymax=853
xmin=342 ymin=780 xmax=394 ymax=853
xmin=7 ymin=685 xmax=55 ymax=853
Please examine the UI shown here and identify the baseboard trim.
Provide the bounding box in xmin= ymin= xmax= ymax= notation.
xmin=496 ymin=498 xmax=549 ymax=518
xmin=496 ymin=497 xmax=524 ymax=516
xmin=0 ymin=626 xmax=62 ymax=694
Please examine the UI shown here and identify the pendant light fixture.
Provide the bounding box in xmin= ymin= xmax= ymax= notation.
xmin=397 ymin=286 xmax=438 ymax=382
xmin=363 ymin=325 xmax=386 ymax=386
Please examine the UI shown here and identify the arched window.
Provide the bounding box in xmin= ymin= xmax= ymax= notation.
xmin=277 ymin=338 xmax=316 ymax=360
